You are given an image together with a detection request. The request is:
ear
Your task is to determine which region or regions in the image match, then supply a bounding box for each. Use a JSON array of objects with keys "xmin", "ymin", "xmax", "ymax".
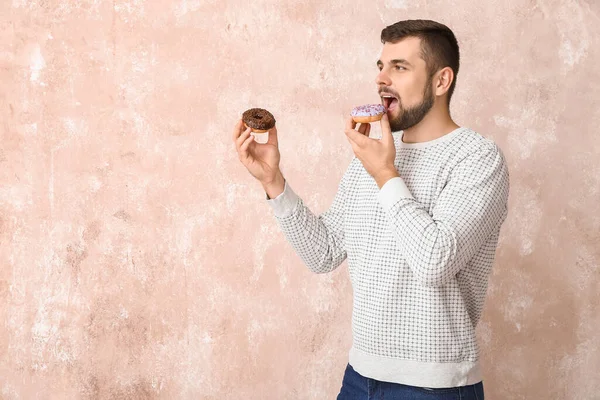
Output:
[{"xmin": 435, "ymin": 67, "xmax": 454, "ymax": 97}]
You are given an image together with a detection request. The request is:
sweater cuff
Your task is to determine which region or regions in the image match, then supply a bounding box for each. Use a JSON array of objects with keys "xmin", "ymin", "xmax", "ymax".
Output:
[
  {"xmin": 377, "ymin": 177, "xmax": 414, "ymax": 211},
  {"xmin": 266, "ymin": 180, "xmax": 301, "ymax": 218}
]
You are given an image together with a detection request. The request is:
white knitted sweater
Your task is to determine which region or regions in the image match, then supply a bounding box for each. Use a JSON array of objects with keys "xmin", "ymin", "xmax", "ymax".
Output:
[{"xmin": 267, "ymin": 127, "xmax": 510, "ymax": 388}]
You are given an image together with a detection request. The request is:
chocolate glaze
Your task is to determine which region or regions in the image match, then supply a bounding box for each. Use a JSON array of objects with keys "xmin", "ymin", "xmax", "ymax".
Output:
[{"xmin": 242, "ymin": 108, "xmax": 276, "ymax": 131}]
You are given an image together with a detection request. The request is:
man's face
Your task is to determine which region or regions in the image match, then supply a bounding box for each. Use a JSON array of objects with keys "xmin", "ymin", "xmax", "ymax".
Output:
[{"xmin": 376, "ymin": 37, "xmax": 435, "ymax": 132}]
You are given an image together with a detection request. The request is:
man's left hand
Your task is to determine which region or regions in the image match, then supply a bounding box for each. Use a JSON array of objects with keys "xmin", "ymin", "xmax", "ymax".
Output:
[{"xmin": 345, "ymin": 113, "xmax": 400, "ymax": 188}]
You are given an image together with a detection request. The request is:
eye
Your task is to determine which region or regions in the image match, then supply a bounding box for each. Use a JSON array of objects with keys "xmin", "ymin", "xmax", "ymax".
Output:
[{"xmin": 395, "ymin": 65, "xmax": 406, "ymax": 71}]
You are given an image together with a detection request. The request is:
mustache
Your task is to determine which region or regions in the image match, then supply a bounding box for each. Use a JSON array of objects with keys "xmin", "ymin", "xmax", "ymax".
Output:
[{"xmin": 378, "ymin": 87, "xmax": 399, "ymax": 98}]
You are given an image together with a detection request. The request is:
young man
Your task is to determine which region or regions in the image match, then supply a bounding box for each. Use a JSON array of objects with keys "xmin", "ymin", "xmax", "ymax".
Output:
[{"xmin": 234, "ymin": 19, "xmax": 508, "ymax": 399}]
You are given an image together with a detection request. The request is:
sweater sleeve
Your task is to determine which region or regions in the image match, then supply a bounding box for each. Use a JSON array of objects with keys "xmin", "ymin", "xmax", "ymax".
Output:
[
  {"xmin": 377, "ymin": 143, "xmax": 510, "ymax": 287},
  {"xmin": 266, "ymin": 173, "xmax": 348, "ymax": 274}
]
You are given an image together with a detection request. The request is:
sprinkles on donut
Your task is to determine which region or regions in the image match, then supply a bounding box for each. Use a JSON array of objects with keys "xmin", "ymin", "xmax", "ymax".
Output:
[
  {"xmin": 351, "ymin": 104, "xmax": 386, "ymax": 124},
  {"xmin": 242, "ymin": 108, "xmax": 276, "ymax": 133}
]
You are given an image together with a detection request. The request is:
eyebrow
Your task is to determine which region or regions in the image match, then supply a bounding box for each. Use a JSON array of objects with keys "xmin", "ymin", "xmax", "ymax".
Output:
[{"xmin": 377, "ymin": 59, "xmax": 413, "ymax": 68}]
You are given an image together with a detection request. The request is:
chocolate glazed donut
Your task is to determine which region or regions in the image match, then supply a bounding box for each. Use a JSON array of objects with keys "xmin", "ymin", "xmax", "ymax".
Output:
[{"xmin": 242, "ymin": 108, "xmax": 276, "ymax": 133}]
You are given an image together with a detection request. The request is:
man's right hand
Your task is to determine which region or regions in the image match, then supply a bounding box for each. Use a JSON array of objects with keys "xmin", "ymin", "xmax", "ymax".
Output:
[{"xmin": 233, "ymin": 119, "xmax": 285, "ymax": 198}]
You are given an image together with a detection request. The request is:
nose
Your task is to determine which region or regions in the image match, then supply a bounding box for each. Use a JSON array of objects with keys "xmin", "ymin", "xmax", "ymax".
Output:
[{"xmin": 376, "ymin": 68, "xmax": 392, "ymax": 87}]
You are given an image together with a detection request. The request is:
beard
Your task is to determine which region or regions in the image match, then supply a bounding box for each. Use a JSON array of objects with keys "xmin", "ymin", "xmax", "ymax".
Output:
[{"xmin": 388, "ymin": 75, "xmax": 435, "ymax": 132}]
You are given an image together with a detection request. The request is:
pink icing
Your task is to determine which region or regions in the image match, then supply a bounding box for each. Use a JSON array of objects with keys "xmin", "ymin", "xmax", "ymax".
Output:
[{"xmin": 351, "ymin": 104, "xmax": 386, "ymax": 117}]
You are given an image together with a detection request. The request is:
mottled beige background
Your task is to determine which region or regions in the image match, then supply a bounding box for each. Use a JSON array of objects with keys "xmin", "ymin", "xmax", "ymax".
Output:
[{"xmin": 1, "ymin": 0, "xmax": 598, "ymax": 399}]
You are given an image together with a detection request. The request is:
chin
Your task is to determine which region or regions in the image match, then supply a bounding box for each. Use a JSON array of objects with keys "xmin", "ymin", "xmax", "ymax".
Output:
[{"xmin": 387, "ymin": 111, "xmax": 402, "ymax": 130}]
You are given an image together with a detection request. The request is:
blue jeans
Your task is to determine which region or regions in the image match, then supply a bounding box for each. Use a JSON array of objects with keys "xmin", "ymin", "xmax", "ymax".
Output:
[{"xmin": 337, "ymin": 364, "xmax": 484, "ymax": 400}]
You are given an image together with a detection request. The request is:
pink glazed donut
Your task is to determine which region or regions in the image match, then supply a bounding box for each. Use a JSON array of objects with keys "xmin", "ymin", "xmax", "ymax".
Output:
[{"xmin": 351, "ymin": 104, "xmax": 386, "ymax": 123}]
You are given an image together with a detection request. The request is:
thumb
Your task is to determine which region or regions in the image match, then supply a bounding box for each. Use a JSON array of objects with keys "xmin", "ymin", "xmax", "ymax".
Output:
[
  {"xmin": 380, "ymin": 113, "xmax": 393, "ymax": 143},
  {"xmin": 267, "ymin": 125, "xmax": 279, "ymax": 146}
]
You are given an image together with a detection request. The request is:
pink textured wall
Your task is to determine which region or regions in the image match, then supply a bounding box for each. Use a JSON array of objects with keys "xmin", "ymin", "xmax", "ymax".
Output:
[{"xmin": 1, "ymin": 1, "xmax": 599, "ymax": 399}]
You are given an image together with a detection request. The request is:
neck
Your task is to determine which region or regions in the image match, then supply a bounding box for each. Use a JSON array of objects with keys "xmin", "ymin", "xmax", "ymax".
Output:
[{"xmin": 400, "ymin": 103, "xmax": 459, "ymax": 144}]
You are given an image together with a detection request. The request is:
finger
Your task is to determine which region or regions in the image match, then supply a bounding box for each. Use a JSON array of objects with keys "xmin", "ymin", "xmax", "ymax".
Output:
[
  {"xmin": 366, "ymin": 123, "xmax": 371, "ymax": 137},
  {"xmin": 346, "ymin": 116, "xmax": 357, "ymax": 131},
  {"xmin": 380, "ymin": 113, "xmax": 393, "ymax": 143},
  {"xmin": 267, "ymin": 125, "xmax": 278, "ymax": 146},
  {"xmin": 345, "ymin": 127, "xmax": 368, "ymax": 147},
  {"xmin": 357, "ymin": 123, "xmax": 370, "ymax": 136},
  {"xmin": 236, "ymin": 127, "xmax": 252, "ymax": 150},
  {"xmin": 239, "ymin": 132, "xmax": 255, "ymax": 160},
  {"xmin": 233, "ymin": 119, "xmax": 245, "ymax": 142},
  {"xmin": 344, "ymin": 132, "xmax": 360, "ymax": 154}
]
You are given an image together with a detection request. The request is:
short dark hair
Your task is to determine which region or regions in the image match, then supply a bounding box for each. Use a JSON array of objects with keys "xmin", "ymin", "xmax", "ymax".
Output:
[{"xmin": 381, "ymin": 20, "xmax": 460, "ymax": 104}]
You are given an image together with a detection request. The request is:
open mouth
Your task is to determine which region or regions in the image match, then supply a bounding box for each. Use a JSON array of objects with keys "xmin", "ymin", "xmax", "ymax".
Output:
[{"xmin": 381, "ymin": 93, "xmax": 399, "ymax": 112}]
